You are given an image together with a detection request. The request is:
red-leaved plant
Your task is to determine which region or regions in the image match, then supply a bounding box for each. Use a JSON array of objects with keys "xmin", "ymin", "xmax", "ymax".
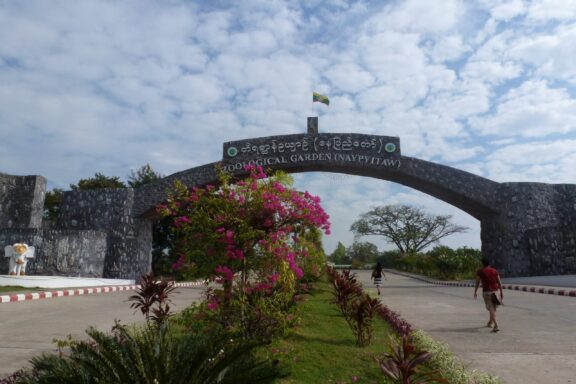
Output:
[
  {"xmin": 376, "ymin": 305, "xmax": 413, "ymax": 337},
  {"xmin": 328, "ymin": 267, "xmax": 363, "ymax": 315},
  {"xmin": 327, "ymin": 267, "xmax": 382, "ymax": 346},
  {"xmin": 347, "ymin": 293, "xmax": 382, "ymax": 346},
  {"xmin": 128, "ymin": 272, "xmax": 176, "ymax": 326},
  {"xmin": 377, "ymin": 335, "xmax": 448, "ymax": 384}
]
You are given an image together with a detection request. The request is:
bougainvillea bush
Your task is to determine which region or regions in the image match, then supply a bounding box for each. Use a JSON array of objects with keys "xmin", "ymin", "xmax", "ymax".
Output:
[{"xmin": 159, "ymin": 165, "xmax": 330, "ymax": 338}]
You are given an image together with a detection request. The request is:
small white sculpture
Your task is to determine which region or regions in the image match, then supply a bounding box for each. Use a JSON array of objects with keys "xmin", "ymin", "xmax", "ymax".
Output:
[{"xmin": 4, "ymin": 243, "xmax": 35, "ymax": 276}]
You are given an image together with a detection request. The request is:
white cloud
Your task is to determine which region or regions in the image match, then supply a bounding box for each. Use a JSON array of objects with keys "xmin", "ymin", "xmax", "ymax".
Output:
[
  {"xmin": 1, "ymin": 0, "xmax": 576, "ymax": 255},
  {"xmin": 364, "ymin": 0, "xmax": 463, "ymax": 35},
  {"xmin": 461, "ymin": 60, "xmax": 523, "ymax": 84},
  {"xmin": 490, "ymin": 0, "xmax": 526, "ymax": 21},
  {"xmin": 427, "ymin": 35, "xmax": 470, "ymax": 62},
  {"xmin": 470, "ymin": 80, "xmax": 576, "ymax": 137},
  {"xmin": 324, "ymin": 63, "xmax": 375, "ymax": 93},
  {"xmin": 484, "ymin": 139, "xmax": 576, "ymax": 183},
  {"xmin": 509, "ymin": 25, "xmax": 576, "ymax": 83},
  {"xmin": 526, "ymin": 0, "xmax": 576, "ymax": 22}
]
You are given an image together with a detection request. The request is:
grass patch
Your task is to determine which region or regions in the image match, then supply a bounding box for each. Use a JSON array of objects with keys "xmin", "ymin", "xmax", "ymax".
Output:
[
  {"xmin": 271, "ymin": 280, "xmax": 391, "ymax": 384},
  {"xmin": 0, "ymin": 285, "xmax": 40, "ymax": 293}
]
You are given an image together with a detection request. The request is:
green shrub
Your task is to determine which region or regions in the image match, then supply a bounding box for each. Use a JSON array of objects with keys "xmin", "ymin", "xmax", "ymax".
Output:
[{"xmin": 15, "ymin": 324, "xmax": 284, "ymax": 384}]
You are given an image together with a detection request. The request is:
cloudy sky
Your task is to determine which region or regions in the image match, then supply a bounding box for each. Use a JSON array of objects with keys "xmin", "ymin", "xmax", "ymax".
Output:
[{"xmin": 1, "ymin": 0, "xmax": 575, "ymax": 254}]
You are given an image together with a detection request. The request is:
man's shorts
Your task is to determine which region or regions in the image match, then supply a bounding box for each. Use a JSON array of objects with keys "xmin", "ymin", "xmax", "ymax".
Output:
[{"xmin": 482, "ymin": 291, "xmax": 499, "ymax": 311}]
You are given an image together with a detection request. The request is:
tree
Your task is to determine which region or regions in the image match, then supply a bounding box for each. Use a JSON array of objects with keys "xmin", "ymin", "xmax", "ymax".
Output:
[
  {"xmin": 329, "ymin": 242, "xmax": 348, "ymax": 265},
  {"xmin": 350, "ymin": 205, "xmax": 467, "ymax": 254},
  {"xmin": 127, "ymin": 163, "xmax": 164, "ymax": 188},
  {"xmin": 70, "ymin": 172, "xmax": 126, "ymax": 190},
  {"xmin": 160, "ymin": 165, "xmax": 330, "ymax": 334},
  {"xmin": 346, "ymin": 241, "xmax": 379, "ymax": 266},
  {"xmin": 43, "ymin": 188, "xmax": 64, "ymax": 223}
]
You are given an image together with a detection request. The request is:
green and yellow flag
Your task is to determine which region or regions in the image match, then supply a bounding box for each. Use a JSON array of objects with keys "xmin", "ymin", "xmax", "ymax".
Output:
[{"xmin": 313, "ymin": 92, "xmax": 330, "ymax": 106}]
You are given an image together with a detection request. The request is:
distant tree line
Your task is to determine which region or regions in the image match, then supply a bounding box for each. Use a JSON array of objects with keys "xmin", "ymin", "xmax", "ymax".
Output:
[{"xmin": 328, "ymin": 204, "xmax": 479, "ymax": 280}]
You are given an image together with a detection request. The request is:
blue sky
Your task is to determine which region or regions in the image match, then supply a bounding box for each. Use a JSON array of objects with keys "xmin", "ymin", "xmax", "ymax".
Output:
[{"xmin": 1, "ymin": 0, "xmax": 575, "ymax": 254}]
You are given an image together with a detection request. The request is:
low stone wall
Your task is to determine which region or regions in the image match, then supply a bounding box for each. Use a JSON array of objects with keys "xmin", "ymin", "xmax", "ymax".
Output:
[{"xmin": 0, "ymin": 228, "xmax": 107, "ymax": 277}]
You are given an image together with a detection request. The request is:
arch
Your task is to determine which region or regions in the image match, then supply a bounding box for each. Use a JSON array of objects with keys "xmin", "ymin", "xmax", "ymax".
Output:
[
  {"xmin": 132, "ymin": 133, "xmax": 576, "ymax": 277},
  {"xmin": 133, "ymin": 134, "xmax": 500, "ymax": 219}
]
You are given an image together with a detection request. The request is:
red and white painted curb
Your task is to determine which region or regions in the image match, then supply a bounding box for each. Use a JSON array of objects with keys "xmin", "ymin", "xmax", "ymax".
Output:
[
  {"xmin": 389, "ymin": 271, "xmax": 576, "ymax": 298},
  {"xmin": 0, "ymin": 281, "xmax": 206, "ymax": 305}
]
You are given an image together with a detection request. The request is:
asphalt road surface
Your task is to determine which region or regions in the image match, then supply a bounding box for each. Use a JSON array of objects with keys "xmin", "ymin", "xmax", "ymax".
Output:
[
  {"xmin": 2, "ymin": 274, "xmax": 576, "ymax": 383},
  {"xmin": 0, "ymin": 286, "xmax": 206, "ymax": 377},
  {"xmin": 356, "ymin": 270, "xmax": 576, "ymax": 384}
]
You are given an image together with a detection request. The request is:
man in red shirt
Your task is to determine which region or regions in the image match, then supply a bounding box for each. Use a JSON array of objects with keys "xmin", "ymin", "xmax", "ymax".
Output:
[{"xmin": 474, "ymin": 257, "xmax": 504, "ymax": 332}]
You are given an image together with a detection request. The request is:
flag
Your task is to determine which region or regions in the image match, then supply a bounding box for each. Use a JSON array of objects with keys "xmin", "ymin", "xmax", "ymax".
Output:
[{"xmin": 313, "ymin": 92, "xmax": 330, "ymax": 106}]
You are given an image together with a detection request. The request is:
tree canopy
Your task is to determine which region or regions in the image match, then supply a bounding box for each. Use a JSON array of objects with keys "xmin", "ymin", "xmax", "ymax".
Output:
[
  {"xmin": 350, "ymin": 205, "xmax": 467, "ymax": 254},
  {"xmin": 346, "ymin": 241, "xmax": 379, "ymax": 265},
  {"xmin": 127, "ymin": 164, "xmax": 164, "ymax": 188},
  {"xmin": 328, "ymin": 242, "xmax": 348, "ymax": 265},
  {"xmin": 70, "ymin": 172, "xmax": 126, "ymax": 190}
]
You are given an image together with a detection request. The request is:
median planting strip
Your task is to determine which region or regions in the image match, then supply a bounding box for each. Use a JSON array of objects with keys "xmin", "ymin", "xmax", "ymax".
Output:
[
  {"xmin": 0, "ymin": 281, "xmax": 205, "ymax": 304},
  {"xmin": 389, "ymin": 270, "xmax": 576, "ymax": 298}
]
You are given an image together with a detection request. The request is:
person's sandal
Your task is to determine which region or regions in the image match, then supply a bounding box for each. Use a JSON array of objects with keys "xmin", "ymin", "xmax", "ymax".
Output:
[
  {"xmin": 486, "ymin": 322, "xmax": 494, "ymax": 327},
  {"xmin": 491, "ymin": 327, "xmax": 500, "ymax": 333}
]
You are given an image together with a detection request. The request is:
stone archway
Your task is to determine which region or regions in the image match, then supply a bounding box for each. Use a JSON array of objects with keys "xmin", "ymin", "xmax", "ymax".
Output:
[
  {"xmin": 135, "ymin": 133, "xmax": 576, "ymax": 277},
  {"xmin": 3, "ymin": 133, "xmax": 575, "ymax": 279}
]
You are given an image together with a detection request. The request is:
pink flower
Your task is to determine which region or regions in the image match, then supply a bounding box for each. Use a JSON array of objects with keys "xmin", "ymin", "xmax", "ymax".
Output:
[
  {"xmin": 215, "ymin": 265, "xmax": 234, "ymax": 282},
  {"xmin": 269, "ymin": 273, "xmax": 280, "ymax": 284},
  {"xmin": 171, "ymin": 254, "xmax": 185, "ymax": 271},
  {"xmin": 174, "ymin": 216, "xmax": 191, "ymax": 227}
]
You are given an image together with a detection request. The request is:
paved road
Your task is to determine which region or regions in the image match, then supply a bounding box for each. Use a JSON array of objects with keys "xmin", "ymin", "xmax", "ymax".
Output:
[
  {"xmin": 356, "ymin": 271, "xmax": 576, "ymax": 384},
  {"xmin": 0, "ymin": 286, "xmax": 206, "ymax": 378}
]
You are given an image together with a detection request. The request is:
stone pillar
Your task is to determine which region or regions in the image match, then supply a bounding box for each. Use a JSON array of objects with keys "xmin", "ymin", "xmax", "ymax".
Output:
[
  {"xmin": 481, "ymin": 183, "xmax": 576, "ymax": 277},
  {"xmin": 0, "ymin": 172, "xmax": 46, "ymax": 229},
  {"xmin": 307, "ymin": 117, "xmax": 318, "ymax": 135}
]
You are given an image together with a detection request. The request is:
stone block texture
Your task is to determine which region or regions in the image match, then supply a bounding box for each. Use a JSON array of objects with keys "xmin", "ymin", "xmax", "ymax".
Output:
[
  {"xmin": 0, "ymin": 228, "xmax": 107, "ymax": 276},
  {"xmin": 1, "ymin": 174, "xmax": 151, "ymax": 280},
  {"xmin": 56, "ymin": 188, "xmax": 152, "ymax": 279},
  {"xmin": 0, "ymin": 172, "xmax": 46, "ymax": 228}
]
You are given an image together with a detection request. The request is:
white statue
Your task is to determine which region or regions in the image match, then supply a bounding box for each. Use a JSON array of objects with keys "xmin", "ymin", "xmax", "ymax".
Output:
[{"xmin": 4, "ymin": 243, "xmax": 35, "ymax": 276}]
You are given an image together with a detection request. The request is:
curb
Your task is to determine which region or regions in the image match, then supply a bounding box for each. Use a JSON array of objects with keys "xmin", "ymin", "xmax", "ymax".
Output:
[
  {"xmin": 389, "ymin": 270, "xmax": 576, "ymax": 298},
  {"xmin": 0, "ymin": 281, "xmax": 206, "ymax": 305}
]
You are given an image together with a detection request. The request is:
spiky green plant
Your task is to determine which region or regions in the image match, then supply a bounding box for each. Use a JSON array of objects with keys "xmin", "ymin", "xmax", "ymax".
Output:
[{"xmin": 15, "ymin": 324, "xmax": 284, "ymax": 384}]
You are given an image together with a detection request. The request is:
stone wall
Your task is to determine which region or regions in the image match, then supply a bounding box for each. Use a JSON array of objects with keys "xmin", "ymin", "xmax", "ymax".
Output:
[
  {"xmin": 0, "ymin": 173, "xmax": 151, "ymax": 280},
  {"xmin": 0, "ymin": 228, "xmax": 107, "ymax": 276},
  {"xmin": 481, "ymin": 183, "xmax": 576, "ymax": 276},
  {"xmin": 56, "ymin": 188, "xmax": 152, "ymax": 279}
]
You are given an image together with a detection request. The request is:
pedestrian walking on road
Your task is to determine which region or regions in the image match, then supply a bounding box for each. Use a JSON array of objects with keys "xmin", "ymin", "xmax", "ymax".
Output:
[
  {"xmin": 474, "ymin": 257, "xmax": 504, "ymax": 333},
  {"xmin": 371, "ymin": 262, "xmax": 387, "ymax": 295}
]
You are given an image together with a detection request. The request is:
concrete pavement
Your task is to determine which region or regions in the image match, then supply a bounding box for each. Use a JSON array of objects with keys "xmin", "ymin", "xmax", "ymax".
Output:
[
  {"xmin": 391, "ymin": 270, "xmax": 576, "ymax": 298},
  {"xmin": 357, "ymin": 270, "xmax": 576, "ymax": 384},
  {"xmin": 0, "ymin": 286, "xmax": 206, "ymax": 378}
]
